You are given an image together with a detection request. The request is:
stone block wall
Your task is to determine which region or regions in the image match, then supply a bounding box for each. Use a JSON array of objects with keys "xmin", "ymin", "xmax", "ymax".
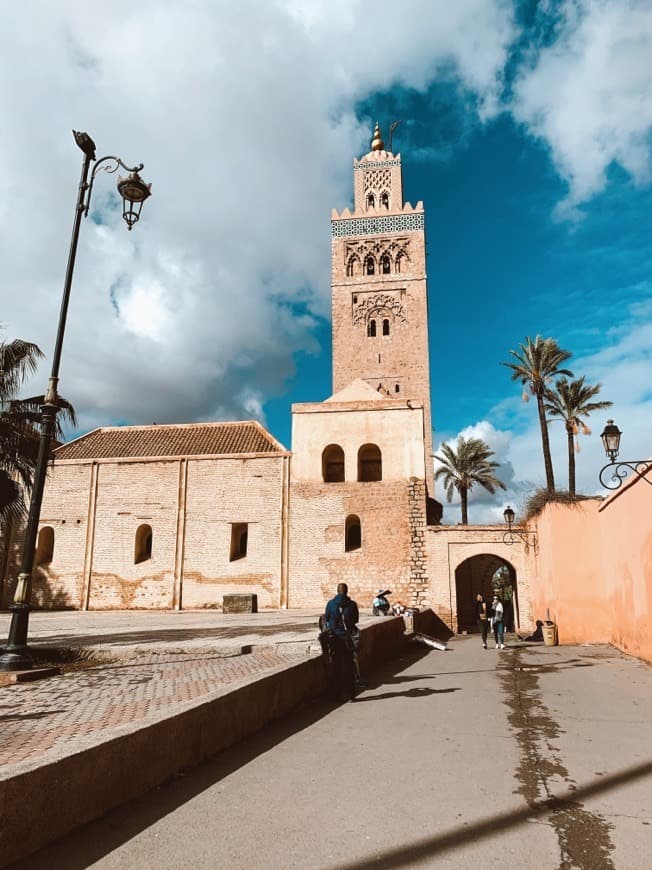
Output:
[{"xmin": 288, "ymin": 479, "xmax": 416, "ymax": 609}]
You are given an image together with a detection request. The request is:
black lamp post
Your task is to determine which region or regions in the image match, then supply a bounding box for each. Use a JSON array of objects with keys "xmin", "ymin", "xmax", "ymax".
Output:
[
  {"xmin": 598, "ymin": 419, "xmax": 652, "ymax": 490},
  {"xmin": 0, "ymin": 131, "xmax": 151, "ymax": 671},
  {"xmin": 502, "ymin": 505, "xmax": 537, "ymax": 550}
]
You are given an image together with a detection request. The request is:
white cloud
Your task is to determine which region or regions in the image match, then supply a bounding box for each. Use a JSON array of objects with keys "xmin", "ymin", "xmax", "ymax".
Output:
[
  {"xmin": 0, "ymin": 0, "xmax": 515, "ymax": 436},
  {"xmin": 511, "ymin": 0, "xmax": 652, "ymax": 216}
]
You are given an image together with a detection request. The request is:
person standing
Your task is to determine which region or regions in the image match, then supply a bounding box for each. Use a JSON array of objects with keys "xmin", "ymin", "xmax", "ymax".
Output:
[
  {"xmin": 492, "ymin": 594, "xmax": 505, "ymax": 649},
  {"xmin": 324, "ymin": 583, "xmax": 360, "ymax": 699},
  {"xmin": 476, "ymin": 593, "xmax": 489, "ymax": 649}
]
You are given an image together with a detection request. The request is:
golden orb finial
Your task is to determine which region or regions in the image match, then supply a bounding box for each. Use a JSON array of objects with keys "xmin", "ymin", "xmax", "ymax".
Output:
[{"xmin": 371, "ymin": 121, "xmax": 384, "ymax": 151}]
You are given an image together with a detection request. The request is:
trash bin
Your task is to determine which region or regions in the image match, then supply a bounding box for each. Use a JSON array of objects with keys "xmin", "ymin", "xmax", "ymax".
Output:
[{"xmin": 543, "ymin": 622, "xmax": 558, "ymax": 646}]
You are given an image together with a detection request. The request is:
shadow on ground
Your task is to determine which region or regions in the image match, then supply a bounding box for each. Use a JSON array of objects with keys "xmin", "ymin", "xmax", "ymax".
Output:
[
  {"xmin": 28, "ymin": 623, "xmax": 316, "ymax": 648},
  {"xmin": 10, "ymin": 647, "xmax": 432, "ymax": 870}
]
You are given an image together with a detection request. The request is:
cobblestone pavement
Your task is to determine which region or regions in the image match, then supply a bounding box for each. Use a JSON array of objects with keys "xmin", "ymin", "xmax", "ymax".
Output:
[{"xmin": 0, "ymin": 648, "xmax": 305, "ymax": 779}]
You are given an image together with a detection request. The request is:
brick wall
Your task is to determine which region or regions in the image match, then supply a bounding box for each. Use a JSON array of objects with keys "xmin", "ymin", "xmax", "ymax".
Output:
[
  {"xmin": 288, "ymin": 479, "xmax": 416, "ymax": 610},
  {"xmin": 4, "ymin": 452, "xmax": 287, "ymax": 611},
  {"xmin": 181, "ymin": 455, "xmax": 285, "ymax": 610}
]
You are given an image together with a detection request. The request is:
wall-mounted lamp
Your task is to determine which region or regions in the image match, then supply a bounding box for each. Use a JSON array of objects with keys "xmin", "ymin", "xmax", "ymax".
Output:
[
  {"xmin": 599, "ymin": 420, "xmax": 652, "ymax": 490},
  {"xmin": 502, "ymin": 506, "xmax": 538, "ymax": 551}
]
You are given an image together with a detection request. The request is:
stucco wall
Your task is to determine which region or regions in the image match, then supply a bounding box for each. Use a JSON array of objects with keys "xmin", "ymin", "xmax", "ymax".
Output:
[
  {"xmin": 291, "ymin": 402, "xmax": 426, "ymax": 482},
  {"xmin": 528, "ymin": 478, "xmax": 652, "ymax": 662}
]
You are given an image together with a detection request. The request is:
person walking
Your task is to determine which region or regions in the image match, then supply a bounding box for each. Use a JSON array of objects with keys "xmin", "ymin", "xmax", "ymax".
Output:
[
  {"xmin": 476, "ymin": 592, "xmax": 490, "ymax": 649},
  {"xmin": 492, "ymin": 594, "xmax": 505, "ymax": 649},
  {"xmin": 324, "ymin": 583, "xmax": 360, "ymax": 699}
]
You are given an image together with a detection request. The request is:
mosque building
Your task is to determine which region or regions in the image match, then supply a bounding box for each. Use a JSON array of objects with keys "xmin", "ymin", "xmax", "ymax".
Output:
[{"xmin": 0, "ymin": 125, "xmax": 534, "ymax": 632}]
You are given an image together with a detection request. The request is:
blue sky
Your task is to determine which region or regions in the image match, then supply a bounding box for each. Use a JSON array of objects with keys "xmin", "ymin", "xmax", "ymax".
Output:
[{"xmin": 1, "ymin": 0, "xmax": 651, "ymax": 522}]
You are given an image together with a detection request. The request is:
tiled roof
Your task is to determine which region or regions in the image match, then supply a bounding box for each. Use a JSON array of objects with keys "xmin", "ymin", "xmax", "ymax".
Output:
[{"xmin": 54, "ymin": 421, "xmax": 285, "ymax": 461}]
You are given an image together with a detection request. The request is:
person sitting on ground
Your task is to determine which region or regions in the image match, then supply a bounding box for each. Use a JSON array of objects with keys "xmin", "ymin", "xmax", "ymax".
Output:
[{"xmin": 519, "ymin": 620, "xmax": 544, "ymax": 642}]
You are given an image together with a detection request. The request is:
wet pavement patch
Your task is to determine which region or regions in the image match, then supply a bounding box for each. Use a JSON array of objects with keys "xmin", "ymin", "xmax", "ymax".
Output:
[{"xmin": 498, "ymin": 647, "xmax": 616, "ymax": 870}]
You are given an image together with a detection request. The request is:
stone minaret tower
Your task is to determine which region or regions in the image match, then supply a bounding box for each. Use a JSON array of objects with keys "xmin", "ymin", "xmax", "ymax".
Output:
[{"xmin": 331, "ymin": 122, "xmax": 434, "ymax": 493}]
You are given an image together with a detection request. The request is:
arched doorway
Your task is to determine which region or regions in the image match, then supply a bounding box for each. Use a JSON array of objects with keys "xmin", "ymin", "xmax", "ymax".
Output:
[{"xmin": 454, "ymin": 554, "xmax": 519, "ymax": 633}]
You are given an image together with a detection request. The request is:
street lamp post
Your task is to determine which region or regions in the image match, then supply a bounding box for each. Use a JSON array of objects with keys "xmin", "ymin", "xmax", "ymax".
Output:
[
  {"xmin": 0, "ymin": 131, "xmax": 151, "ymax": 671},
  {"xmin": 502, "ymin": 506, "xmax": 538, "ymax": 551},
  {"xmin": 598, "ymin": 419, "xmax": 652, "ymax": 490}
]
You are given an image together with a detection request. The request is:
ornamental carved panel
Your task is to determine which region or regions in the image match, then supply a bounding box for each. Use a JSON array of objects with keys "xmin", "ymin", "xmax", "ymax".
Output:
[{"xmin": 352, "ymin": 292, "xmax": 407, "ymax": 325}]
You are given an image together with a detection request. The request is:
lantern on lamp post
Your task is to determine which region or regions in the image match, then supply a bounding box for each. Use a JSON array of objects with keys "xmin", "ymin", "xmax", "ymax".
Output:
[{"xmin": 598, "ymin": 420, "xmax": 651, "ymax": 490}]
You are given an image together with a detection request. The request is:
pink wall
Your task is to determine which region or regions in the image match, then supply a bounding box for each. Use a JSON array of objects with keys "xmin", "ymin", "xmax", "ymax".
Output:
[{"xmin": 528, "ymin": 472, "xmax": 652, "ymax": 663}]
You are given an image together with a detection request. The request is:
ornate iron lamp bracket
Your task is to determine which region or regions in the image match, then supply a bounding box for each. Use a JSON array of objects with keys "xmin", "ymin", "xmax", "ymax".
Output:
[
  {"xmin": 599, "ymin": 461, "xmax": 652, "ymax": 491},
  {"xmin": 84, "ymin": 156, "xmax": 145, "ymax": 216}
]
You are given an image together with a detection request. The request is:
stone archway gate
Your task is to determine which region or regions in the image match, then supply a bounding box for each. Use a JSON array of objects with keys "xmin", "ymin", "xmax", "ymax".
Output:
[{"xmin": 424, "ymin": 525, "xmax": 534, "ymax": 633}]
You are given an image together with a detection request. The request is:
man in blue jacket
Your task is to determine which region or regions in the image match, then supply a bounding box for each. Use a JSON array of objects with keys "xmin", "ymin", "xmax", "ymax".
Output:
[{"xmin": 324, "ymin": 583, "xmax": 360, "ymax": 700}]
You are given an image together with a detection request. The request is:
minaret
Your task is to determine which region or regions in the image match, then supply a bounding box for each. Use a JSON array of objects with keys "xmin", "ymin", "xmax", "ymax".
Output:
[{"xmin": 331, "ymin": 122, "xmax": 434, "ymax": 493}]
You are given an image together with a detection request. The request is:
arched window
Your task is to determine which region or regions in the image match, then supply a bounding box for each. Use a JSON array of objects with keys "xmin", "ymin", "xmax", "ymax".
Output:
[
  {"xmin": 358, "ymin": 443, "xmax": 382, "ymax": 482},
  {"xmin": 346, "ymin": 256, "xmax": 360, "ymax": 277},
  {"xmin": 365, "ymin": 257, "xmax": 375, "ymax": 275},
  {"xmin": 134, "ymin": 524, "xmax": 153, "ymax": 564},
  {"xmin": 230, "ymin": 523, "xmax": 248, "ymax": 561},
  {"xmin": 382, "ymin": 318, "xmax": 390, "ymax": 336},
  {"xmin": 395, "ymin": 383, "xmax": 400, "ymax": 393},
  {"xmin": 366, "ymin": 193, "xmax": 375, "ymax": 209},
  {"xmin": 381, "ymin": 255, "xmax": 391, "ymax": 274},
  {"xmin": 380, "ymin": 191, "xmax": 389, "ymax": 209},
  {"xmin": 396, "ymin": 252, "xmax": 408, "ymax": 274},
  {"xmin": 367, "ymin": 319, "xmax": 377, "ymax": 337},
  {"xmin": 322, "ymin": 444, "xmax": 345, "ymax": 483},
  {"xmin": 345, "ymin": 514, "xmax": 361, "ymax": 552},
  {"xmin": 36, "ymin": 526, "xmax": 54, "ymax": 566}
]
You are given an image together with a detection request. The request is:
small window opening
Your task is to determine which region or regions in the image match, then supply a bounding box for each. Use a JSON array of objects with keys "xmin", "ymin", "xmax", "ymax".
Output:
[
  {"xmin": 380, "ymin": 191, "xmax": 389, "ymax": 209},
  {"xmin": 367, "ymin": 193, "xmax": 375, "ymax": 209},
  {"xmin": 230, "ymin": 523, "xmax": 248, "ymax": 561},
  {"xmin": 395, "ymin": 383, "xmax": 400, "ymax": 393},
  {"xmin": 382, "ymin": 318, "xmax": 390, "ymax": 336},
  {"xmin": 381, "ymin": 255, "xmax": 391, "ymax": 274},
  {"xmin": 352, "ymin": 295, "xmax": 358, "ymax": 303},
  {"xmin": 322, "ymin": 444, "xmax": 345, "ymax": 483},
  {"xmin": 367, "ymin": 319, "xmax": 377, "ymax": 337},
  {"xmin": 365, "ymin": 257, "xmax": 375, "ymax": 275},
  {"xmin": 134, "ymin": 524, "xmax": 153, "ymax": 564},
  {"xmin": 345, "ymin": 515, "xmax": 361, "ymax": 552},
  {"xmin": 358, "ymin": 443, "xmax": 382, "ymax": 482},
  {"xmin": 36, "ymin": 526, "xmax": 55, "ymax": 566}
]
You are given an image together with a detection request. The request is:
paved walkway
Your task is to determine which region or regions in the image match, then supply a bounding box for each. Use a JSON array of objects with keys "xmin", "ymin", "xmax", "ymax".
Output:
[
  {"xmin": 0, "ymin": 609, "xmax": 332, "ymax": 657},
  {"xmin": 12, "ymin": 637, "xmax": 652, "ymax": 869}
]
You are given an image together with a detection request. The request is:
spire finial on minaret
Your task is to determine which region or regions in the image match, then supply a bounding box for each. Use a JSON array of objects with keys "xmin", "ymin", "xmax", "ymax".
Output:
[{"xmin": 371, "ymin": 121, "xmax": 384, "ymax": 151}]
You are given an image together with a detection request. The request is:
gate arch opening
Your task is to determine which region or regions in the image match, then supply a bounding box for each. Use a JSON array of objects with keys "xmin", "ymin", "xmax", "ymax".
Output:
[{"xmin": 454, "ymin": 554, "xmax": 519, "ymax": 633}]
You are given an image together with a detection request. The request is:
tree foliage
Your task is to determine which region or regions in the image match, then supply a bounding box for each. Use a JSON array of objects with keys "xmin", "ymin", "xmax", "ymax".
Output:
[
  {"xmin": 544, "ymin": 376, "xmax": 612, "ymax": 495},
  {"xmin": 503, "ymin": 335, "xmax": 573, "ymax": 493},
  {"xmin": 434, "ymin": 436, "xmax": 506, "ymax": 524},
  {"xmin": 0, "ymin": 338, "xmax": 76, "ymax": 525}
]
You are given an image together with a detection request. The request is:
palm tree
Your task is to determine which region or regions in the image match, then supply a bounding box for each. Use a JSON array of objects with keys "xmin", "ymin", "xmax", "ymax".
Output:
[
  {"xmin": 503, "ymin": 335, "xmax": 573, "ymax": 493},
  {"xmin": 0, "ymin": 338, "xmax": 76, "ymax": 524},
  {"xmin": 544, "ymin": 376, "xmax": 612, "ymax": 495},
  {"xmin": 434, "ymin": 436, "xmax": 506, "ymax": 524}
]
